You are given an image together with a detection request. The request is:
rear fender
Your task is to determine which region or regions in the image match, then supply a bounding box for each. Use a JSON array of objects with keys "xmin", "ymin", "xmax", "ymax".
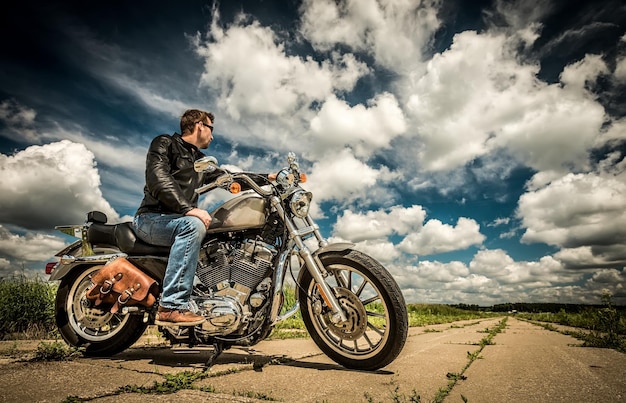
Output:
[{"xmin": 48, "ymin": 254, "xmax": 124, "ymax": 281}]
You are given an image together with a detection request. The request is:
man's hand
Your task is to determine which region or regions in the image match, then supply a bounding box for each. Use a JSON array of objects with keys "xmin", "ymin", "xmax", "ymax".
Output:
[{"xmin": 185, "ymin": 208, "xmax": 212, "ymax": 229}]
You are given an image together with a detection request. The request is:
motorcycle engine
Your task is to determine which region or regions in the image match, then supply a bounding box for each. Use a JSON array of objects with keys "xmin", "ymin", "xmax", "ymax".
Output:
[{"xmin": 192, "ymin": 239, "xmax": 275, "ymax": 335}]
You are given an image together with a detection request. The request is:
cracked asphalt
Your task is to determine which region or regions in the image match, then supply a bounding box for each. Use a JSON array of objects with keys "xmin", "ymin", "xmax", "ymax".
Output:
[{"xmin": 1, "ymin": 317, "xmax": 624, "ymax": 402}]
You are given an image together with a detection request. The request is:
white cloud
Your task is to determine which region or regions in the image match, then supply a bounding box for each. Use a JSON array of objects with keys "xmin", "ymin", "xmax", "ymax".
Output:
[
  {"xmin": 412, "ymin": 260, "xmax": 471, "ymax": 284},
  {"xmin": 518, "ymin": 172, "xmax": 626, "ymax": 251},
  {"xmin": 299, "ymin": 0, "xmax": 440, "ymax": 71},
  {"xmin": 195, "ymin": 14, "xmax": 368, "ymax": 121},
  {"xmin": 0, "ymin": 99, "xmax": 40, "ymax": 143},
  {"xmin": 389, "ymin": 247, "xmax": 608, "ymax": 305},
  {"xmin": 492, "ymin": 0, "xmax": 554, "ymax": 26},
  {"xmin": 310, "ymin": 93, "xmax": 406, "ymax": 158},
  {"xmin": 350, "ymin": 239, "xmax": 402, "ymax": 265},
  {"xmin": 50, "ymin": 126, "xmax": 146, "ymax": 175},
  {"xmin": 0, "ymin": 257, "xmax": 10, "ymax": 271},
  {"xmin": 405, "ymin": 29, "xmax": 606, "ymax": 173},
  {"xmin": 0, "ymin": 141, "xmax": 120, "ymax": 230},
  {"xmin": 560, "ymin": 54, "xmax": 608, "ymax": 90},
  {"xmin": 553, "ymin": 246, "xmax": 626, "ymax": 270},
  {"xmin": 614, "ymin": 56, "xmax": 626, "ymax": 82},
  {"xmin": 332, "ymin": 205, "xmax": 426, "ymax": 242},
  {"xmin": 488, "ymin": 217, "xmax": 510, "ymax": 227},
  {"xmin": 398, "ymin": 217, "xmax": 485, "ymax": 255},
  {"xmin": 0, "ymin": 225, "xmax": 66, "ymax": 263},
  {"xmin": 305, "ymin": 148, "xmax": 380, "ymax": 204},
  {"xmin": 470, "ymin": 249, "xmax": 572, "ymax": 284}
]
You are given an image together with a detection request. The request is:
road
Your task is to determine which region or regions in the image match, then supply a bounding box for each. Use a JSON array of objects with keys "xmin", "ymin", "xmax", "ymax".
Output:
[{"xmin": 0, "ymin": 317, "xmax": 624, "ymax": 402}]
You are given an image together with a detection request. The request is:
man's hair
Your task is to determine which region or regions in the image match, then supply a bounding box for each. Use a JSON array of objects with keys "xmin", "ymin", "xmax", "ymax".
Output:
[{"xmin": 180, "ymin": 109, "xmax": 215, "ymax": 135}]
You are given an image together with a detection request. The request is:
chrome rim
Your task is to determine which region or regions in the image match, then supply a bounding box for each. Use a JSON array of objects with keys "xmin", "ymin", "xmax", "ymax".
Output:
[
  {"xmin": 66, "ymin": 266, "xmax": 130, "ymax": 342},
  {"xmin": 307, "ymin": 264, "xmax": 391, "ymax": 359}
]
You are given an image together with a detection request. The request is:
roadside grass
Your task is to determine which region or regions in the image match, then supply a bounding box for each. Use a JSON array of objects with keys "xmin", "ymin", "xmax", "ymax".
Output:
[
  {"xmin": 406, "ymin": 304, "xmax": 498, "ymax": 327},
  {"xmin": 517, "ymin": 292, "xmax": 626, "ymax": 353},
  {"xmin": 0, "ymin": 275, "xmax": 58, "ymax": 340},
  {"xmin": 523, "ymin": 319, "xmax": 626, "ymax": 353}
]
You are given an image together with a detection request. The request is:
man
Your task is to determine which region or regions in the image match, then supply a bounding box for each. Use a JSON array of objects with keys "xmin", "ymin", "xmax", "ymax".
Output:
[{"xmin": 133, "ymin": 109, "xmax": 218, "ymax": 326}]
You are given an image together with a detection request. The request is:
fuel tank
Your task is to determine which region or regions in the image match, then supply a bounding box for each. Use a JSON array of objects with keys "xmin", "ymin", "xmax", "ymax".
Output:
[{"xmin": 207, "ymin": 193, "xmax": 268, "ymax": 234}]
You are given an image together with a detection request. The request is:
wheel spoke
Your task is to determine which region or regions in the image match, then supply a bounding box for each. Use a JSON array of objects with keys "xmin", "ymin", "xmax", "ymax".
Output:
[
  {"xmin": 361, "ymin": 294, "xmax": 380, "ymax": 306},
  {"xmin": 366, "ymin": 310, "xmax": 385, "ymax": 318},
  {"xmin": 363, "ymin": 332, "xmax": 376, "ymax": 348},
  {"xmin": 354, "ymin": 278, "xmax": 367, "ymax": 297},
  {"xmin": 367, "ymin": 321, "xmax": 385, "ymax": 336}
]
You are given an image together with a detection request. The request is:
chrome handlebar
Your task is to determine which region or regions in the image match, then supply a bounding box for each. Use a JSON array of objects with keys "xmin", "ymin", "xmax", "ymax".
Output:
[{"xmin": 195, "ymin": 172, "xmax": 272, "ymax": 197}]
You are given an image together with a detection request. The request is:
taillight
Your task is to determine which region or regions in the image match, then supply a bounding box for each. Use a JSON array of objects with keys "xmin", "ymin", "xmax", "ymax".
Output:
[{"xmin": 45, "ymin": 262, "xmax": 58, "ymax": 275}]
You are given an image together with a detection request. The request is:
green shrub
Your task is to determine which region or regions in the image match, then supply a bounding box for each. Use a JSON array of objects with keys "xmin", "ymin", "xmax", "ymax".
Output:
[{"xmin": 0, "ymin": 275, "xmax": 57, "ymax": 339}]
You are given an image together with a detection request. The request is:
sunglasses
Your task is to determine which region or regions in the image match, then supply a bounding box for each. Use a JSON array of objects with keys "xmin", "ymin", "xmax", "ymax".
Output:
[{"xmin": 198, "ymin": 121, "xmax": 214, "ymax": 131}]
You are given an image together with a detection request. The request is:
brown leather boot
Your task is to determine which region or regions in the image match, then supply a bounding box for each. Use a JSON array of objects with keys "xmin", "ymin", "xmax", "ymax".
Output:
[{"xmin": 155, "ymin": 306, "xmax": 205, "ymax": 327}]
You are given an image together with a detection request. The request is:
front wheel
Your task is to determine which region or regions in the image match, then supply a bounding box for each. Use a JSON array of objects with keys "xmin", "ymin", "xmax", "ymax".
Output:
[
  {"xmin": 298, "ymin": 249, "xmax": 408, "ymax": 370},
  {"xmin": 55, "ymin": 265, "xmax": 149, "ymax": 356}
]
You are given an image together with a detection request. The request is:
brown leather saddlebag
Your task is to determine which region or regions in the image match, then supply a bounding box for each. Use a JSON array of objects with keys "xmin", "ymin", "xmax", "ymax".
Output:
[{"xmin": 85, "ymin": 257, "xmax": 158, "ymax": 314}]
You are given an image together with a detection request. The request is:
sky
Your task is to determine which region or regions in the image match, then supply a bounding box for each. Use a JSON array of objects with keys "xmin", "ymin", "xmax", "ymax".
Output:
[{"xmin": 1, "ymin": 0, "xmax": 625, "ymax": 305}]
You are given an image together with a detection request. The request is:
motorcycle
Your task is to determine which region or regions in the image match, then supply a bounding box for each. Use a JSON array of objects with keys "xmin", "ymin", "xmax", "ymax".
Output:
[{"xmin": 46, "ymin": 152, "xmax": 408, "ymax": 370}]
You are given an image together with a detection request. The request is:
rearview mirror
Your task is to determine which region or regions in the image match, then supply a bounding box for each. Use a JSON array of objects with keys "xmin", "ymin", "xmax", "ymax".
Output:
[{"xmin": 194, "ymin": 156, "xmax": 219, "ymax": 173}]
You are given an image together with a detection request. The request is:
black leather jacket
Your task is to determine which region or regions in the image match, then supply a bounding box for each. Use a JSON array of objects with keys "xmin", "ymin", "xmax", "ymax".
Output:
[
  {"xmin": 136, "ymin": 133, "xmax": 218, "ymax": 216},
  {"xmin": 136, "ymin": 133, "xmax": 269, "ymax": 216}
]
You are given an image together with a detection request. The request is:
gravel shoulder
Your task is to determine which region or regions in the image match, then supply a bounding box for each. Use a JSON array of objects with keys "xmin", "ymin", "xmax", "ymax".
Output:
[{"xmin": 1, "ymin": 317, "xmax": 624, "ymax": 402}]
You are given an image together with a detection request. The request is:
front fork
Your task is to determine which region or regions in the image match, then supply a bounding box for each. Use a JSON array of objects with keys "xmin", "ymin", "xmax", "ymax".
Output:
[{"xmin": 270, "ymin": 197, "xmax": 348, "ymax": 324}]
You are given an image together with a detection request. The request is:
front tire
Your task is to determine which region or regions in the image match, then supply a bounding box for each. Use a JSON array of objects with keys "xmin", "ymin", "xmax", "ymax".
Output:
[
  {"xmin": 55, "ymin": 265, "xmax": 149, "ymax": 356},
  {"xmin": 298, "ymin": 249, "xmax": 408, "ymax": 370}
]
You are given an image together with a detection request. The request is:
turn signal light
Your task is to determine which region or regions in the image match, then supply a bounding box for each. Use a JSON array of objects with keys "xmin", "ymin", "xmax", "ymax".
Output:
[
  {"xmin": 299, "ymin": 173, "xmax": 307, "ymax": 183},
  {"xmin": 229, "ymin": 182, "xmax": 241, "ymax": 194}
]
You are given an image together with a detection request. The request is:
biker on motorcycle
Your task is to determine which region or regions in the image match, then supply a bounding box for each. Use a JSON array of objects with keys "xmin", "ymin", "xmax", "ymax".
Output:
[{"xmin": 49, "ymin": 111, "xmax": 408, "ymax": 370}]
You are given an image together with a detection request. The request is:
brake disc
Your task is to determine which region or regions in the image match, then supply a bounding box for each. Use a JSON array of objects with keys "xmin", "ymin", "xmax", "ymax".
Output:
[{"xmin": 324, "ymin": 287, "xmax": 368, "ymax": 341}]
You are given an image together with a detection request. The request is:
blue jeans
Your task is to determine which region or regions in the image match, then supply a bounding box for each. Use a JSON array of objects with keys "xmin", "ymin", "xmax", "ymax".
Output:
[{"xmin": 132, "ymin": 213, "xmax": 206, "ymax": 310}]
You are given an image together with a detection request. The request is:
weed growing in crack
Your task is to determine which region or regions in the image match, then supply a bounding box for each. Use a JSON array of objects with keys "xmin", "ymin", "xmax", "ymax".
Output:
[
  {"xmin": 31, "ymin": 341, "xmax": 83, "ymax": 362},
  {"xmin": 431, "ymin": 317, "xmax": 508, "ymax": 403}
]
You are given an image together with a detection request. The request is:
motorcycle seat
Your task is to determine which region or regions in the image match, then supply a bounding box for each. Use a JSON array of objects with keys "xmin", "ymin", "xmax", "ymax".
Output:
[{"xmin": 87, "ymin": 222, "xmax": 171, "ymax": 256}]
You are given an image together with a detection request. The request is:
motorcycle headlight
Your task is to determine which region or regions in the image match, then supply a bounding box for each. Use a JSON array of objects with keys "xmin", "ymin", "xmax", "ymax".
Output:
[{"xmin": 290, "ymin": 190, "xmax": 312, "ymax": 218}]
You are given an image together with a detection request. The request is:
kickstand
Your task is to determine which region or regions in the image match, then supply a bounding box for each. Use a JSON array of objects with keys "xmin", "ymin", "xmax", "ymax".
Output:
[{"xmin": 205, "ymin": 342, "xmax": 223, "ymax": 367}]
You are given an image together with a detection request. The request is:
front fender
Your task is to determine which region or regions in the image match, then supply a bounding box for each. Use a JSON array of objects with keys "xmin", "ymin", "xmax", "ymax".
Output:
[
  {"xmin": 296, "ymin": 243, "xmax": 355, "ymax": 286},
  {"xmin": 312, "ymin": 242, "xmax": 355, "ymax": 258}
]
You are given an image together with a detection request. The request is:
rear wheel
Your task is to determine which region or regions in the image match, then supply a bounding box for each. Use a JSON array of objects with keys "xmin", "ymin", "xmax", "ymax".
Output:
[
  {"xmin": 298, "ymin": 249, "xmax": 408, "ymax": 371},
  {"xmin": 55, "ymin": 265, "xmax": 148, "ymax": 356}
]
